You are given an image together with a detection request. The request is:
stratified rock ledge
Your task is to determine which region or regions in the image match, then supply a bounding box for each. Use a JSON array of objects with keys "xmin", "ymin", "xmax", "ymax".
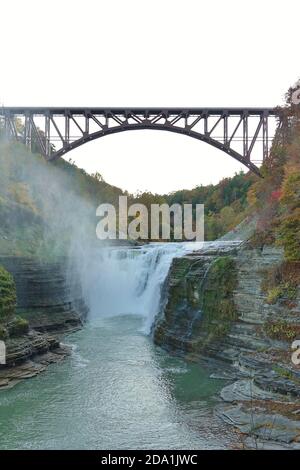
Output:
[
  {"xmin": 0, "ymin": 256, "xmax": 88, "ymax": 390},
  {"xmin": 0, "ymin": 343, "xmax": 72, "ymax": 390}
]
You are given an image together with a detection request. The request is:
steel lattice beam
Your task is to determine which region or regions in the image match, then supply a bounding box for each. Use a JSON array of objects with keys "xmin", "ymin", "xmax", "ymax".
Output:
[{"xmin": 0, "ymin": 107, "xmax": 279, "ymax": 176}]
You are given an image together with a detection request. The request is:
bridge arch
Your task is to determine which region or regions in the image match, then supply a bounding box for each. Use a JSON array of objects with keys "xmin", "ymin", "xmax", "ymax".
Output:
[
  {"xmin": 54, "ymin": 123, "xmax": 262, "ymax": 176},
  {"xmin": 0, "ymin": 107, "xmax": 278, "ymax": 177}
]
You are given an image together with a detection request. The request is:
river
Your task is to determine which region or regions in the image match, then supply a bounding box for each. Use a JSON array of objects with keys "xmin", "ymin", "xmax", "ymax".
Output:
[{"xmin": 0, "ymin": 242, "xmax": 239, "ymax": 449}]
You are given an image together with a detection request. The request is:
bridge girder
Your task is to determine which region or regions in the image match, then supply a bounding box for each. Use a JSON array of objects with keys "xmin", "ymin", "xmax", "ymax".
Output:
[{"xmin": 0, "ymin": 107, "xmax": 278, "ymax": 177}]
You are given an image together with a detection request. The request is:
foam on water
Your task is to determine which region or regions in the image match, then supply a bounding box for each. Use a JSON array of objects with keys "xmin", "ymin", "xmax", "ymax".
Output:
[{"xmin": 78, "ymin": 241, "xmax": 241, "ymax": 334}]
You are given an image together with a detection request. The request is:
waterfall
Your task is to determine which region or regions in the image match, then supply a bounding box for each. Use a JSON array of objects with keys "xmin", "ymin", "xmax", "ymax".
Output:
[
  {"xmin": 76, "ymin": 241, "xmax": 242, "ymax": 334},
  {"xmin": 78, "ymin": 243, "xmax": 188, "ymax": 333}
]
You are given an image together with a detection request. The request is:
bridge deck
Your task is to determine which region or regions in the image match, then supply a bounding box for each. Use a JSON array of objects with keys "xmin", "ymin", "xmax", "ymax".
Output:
[
  {"xmin": 0, "ymin": 106, "xmax": 281, "ymax": 177},
  {"xmin": 0, "ymin": 107, "xmax": 277, "ymax": 116}
]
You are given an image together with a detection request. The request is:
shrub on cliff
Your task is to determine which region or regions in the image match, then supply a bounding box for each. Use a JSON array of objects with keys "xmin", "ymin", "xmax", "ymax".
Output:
[
  {"xmin": 264, "ymin": 320, "xmax": 300, "ymax": 341},
  {"xmin": 0, "ymin": 266, "xmax": 29, "ymax": 336},
  {"xmin": 277, "ymin": 208, "xmax": 300, "ymax": 261},
  {"xmin": 8, "ymin": 316, "xmax": 29, "ymax": 337},
  {"xmin": 0, "ymin": 266, "xmax": 17, "ymax": 322},
  {"xmin": 276, "ymin": 166, "xmax": 300, "ymax": 261}
]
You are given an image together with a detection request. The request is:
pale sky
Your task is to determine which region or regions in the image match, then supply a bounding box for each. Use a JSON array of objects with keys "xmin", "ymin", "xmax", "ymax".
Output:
[{"xmin": 1, "ymin": 0, "xmax": 299, "ymax": 194}]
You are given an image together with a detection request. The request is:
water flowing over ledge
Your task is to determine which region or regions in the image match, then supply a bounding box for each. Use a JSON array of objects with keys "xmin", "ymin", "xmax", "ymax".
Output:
[{"xmin": 76, "ymin": 241, "xmax": 243, "ymax": 334}]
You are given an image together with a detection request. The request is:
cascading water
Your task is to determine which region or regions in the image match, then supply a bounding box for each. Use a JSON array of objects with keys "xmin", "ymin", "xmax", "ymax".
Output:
[
  {"xmin": 78, "ymin": 243, "xmax": 193, "ymax": 333},
  {"xmin": 77, "ymin": 240, "xmax": 242, "ymax": 334},
  {"xmin": 0, "ymin": 240, "xmax": 242, "ymax": 450}
]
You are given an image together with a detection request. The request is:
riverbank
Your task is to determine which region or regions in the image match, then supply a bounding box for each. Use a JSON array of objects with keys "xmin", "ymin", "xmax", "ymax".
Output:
[
  {"xmin": 0, "ymin": 315, "xmax": 240, "ymax": 450},
  {"xmin": 152, "ymin": 242, "xmax": 300, "ymax": 449},
  {"xmin": 0, "ymin": 256, "xmax": 88, "ymax": 389},
  {"xmin": 1, "ymin": 242, "xmax": 299, "ymax": 449}
]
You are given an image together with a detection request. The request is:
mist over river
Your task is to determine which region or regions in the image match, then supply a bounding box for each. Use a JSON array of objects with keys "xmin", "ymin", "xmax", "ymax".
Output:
[{"xmin": 0, "ymin": 243, "xmax": 239, "ymax": 449}]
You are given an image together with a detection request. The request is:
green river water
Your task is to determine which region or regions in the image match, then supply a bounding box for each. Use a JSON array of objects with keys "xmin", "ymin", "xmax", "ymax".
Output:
[{"xmin": 0, "ymin": 315, "xmax": 236, "ymax": 450}]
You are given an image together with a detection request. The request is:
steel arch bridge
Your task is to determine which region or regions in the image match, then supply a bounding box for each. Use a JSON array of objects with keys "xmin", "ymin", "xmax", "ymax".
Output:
[{"xmin": 0, "ymin": 107, "xmax": 279, "ymax": 176}]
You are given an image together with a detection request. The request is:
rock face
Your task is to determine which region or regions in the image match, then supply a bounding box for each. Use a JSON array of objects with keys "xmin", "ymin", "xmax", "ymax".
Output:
[
  {"xmin": 152, "ymin": 242, "xmax": 300, "ymax": 449},
  {"xmin": 153, "ymin": 242, "xmax": 241, "ymax": 361},
  {"xmin": 215, "ymin": 404, "xmax": 300, "ymax": 449},
  {"xmin": 0, "ymin": 256, "xmax": 87, "ymax": 333},
  {"xmin": 153, "ymin": 243, "xmax": 300, "ymax": 368},
  {"xmin": 0, "ymin": 256, "xmax": 88, "ymax": 387}
]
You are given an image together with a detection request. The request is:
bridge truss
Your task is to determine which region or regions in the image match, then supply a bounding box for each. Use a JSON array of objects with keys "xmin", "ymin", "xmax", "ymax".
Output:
[{"xmin": 0, "ymin": 107, "xmax": 279, "ymax": 176}]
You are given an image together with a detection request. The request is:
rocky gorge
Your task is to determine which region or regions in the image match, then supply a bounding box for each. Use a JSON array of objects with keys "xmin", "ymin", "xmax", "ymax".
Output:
[
  {"xmin": 1, "ymin": 240, "xmax": 300, "ymax": 449},
  {"xmin": 0, "ymin": 85, "xmax": 299, "ymax": 449},
  {"xmin": 153, "ymin": 241, "xmax": 300, "ymax": 449}
]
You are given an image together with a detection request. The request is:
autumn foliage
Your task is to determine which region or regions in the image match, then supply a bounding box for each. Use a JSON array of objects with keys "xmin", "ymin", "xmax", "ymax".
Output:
[{"xmin": 248, "ymin": 86, "xmax": 300, "ymax": 261}]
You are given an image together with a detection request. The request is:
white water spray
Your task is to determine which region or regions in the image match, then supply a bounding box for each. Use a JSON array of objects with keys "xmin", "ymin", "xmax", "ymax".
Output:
[{"xmin": 77, "ymin": 241, "xmax": 241, "ymax": 334}]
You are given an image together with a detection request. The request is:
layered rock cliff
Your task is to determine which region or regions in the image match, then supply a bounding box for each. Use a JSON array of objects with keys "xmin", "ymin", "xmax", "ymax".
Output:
[
  {"xmin": 0, "ymin": 257, "xmax": 87, "ymax": 333},
  {"xmin": 153, "ymin": 242, "xmax": 241, "ymax": 360},
  {"xmin": 153, "ymin": 242, "xmax": 300, "ymax": 449},
  {"xmin": 0, "ymin": 257, "xmax": 88, "ymax": 389}
]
